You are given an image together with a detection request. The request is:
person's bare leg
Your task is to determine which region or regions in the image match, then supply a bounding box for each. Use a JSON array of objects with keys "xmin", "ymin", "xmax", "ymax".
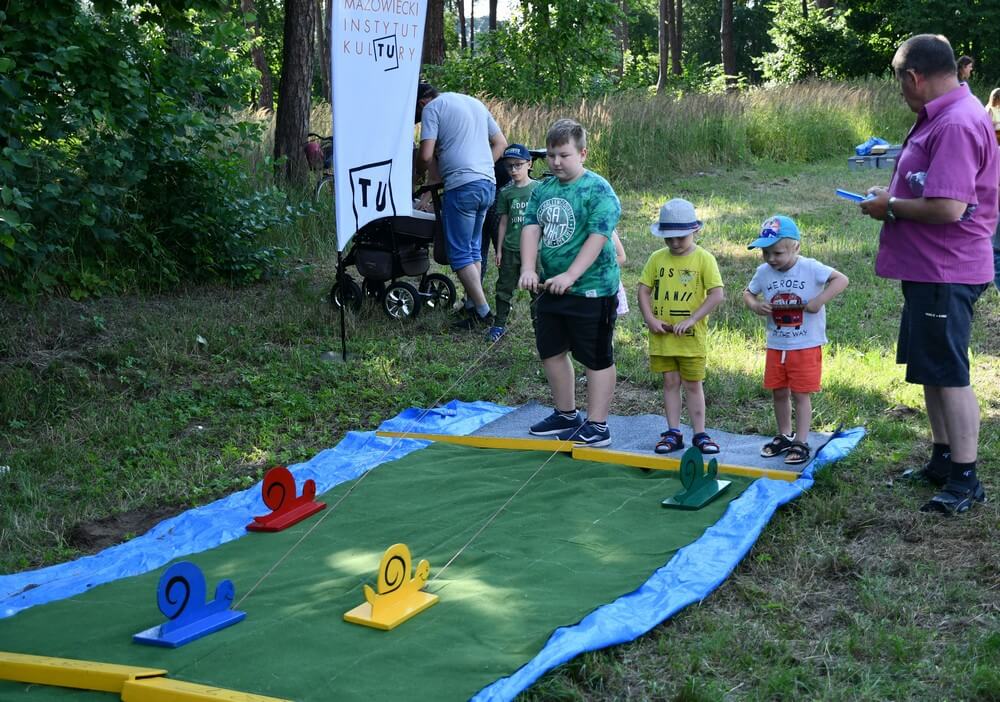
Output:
[
  {"xmin": 455, "ymin": 263, "xmax": 488, "ymax": 309},
  {"xmin": 663, "ymin": 372, "xmax": 682, "ymax": 428},
  {"xmin": 773, "ymin": 387, "xmax": 792, "ymax": 437},
  {"xmin": 584, "ymin": 365, "xmax": 616, "ymax": 422},
  {"xmin": 923, "ymin": 385, "xmax": 950, "ymax": 448},
  {"xmin": 926, "ymin": 385, "xmax": 980, "ymax": 463},
  {"xmin": 792, "ymin": 392, "xmax": 812, "ymax": 443},
  {"xmin": 682, "ymin": 379, "xmax": 706, "ymax": 434},
  {"xmin": 542, "ymin": 352, "xmax": 576, "ymax": 412}
]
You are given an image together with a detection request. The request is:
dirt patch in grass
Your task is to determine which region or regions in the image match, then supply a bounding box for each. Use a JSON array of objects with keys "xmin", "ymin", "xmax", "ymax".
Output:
[{"xmin": 66, "ymin": 505, "xmax": 187, "ymax": 553}]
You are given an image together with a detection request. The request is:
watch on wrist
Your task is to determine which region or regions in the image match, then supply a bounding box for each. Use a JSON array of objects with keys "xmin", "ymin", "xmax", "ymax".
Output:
[{"xmin": 886, "ymin": 196, "xmax": 898, "ymax": 222}]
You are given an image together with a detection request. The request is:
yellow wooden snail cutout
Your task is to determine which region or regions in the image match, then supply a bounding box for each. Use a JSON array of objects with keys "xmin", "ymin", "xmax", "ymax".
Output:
[{"xmin": 343, "ymin": 543, "xmax": 438, "ymax": 630}]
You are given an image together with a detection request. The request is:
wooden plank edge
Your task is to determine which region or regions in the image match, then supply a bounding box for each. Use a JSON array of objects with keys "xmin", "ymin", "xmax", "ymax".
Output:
[
  {"xmin": 375, "ymin": 431, "xmax": 574, "ymax": 453},
  {"xmin": 570, "ymin": 447, "xmax": 801, "ymax": 482}
]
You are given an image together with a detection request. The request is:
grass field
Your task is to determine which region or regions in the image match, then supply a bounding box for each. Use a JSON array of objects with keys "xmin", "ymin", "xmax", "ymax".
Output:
[{"xmin": 3, "ymin": 119, "xmax": 1000, "ymax": 697}]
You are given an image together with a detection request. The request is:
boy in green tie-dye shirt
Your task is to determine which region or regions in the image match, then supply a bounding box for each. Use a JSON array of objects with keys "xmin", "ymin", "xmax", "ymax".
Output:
[{"xmin": 518, "ymin": 119, "xmax": 622, "ymax": 447}]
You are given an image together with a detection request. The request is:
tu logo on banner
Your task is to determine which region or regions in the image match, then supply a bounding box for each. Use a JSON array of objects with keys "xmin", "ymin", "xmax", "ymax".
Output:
[{"xmin": 349, "ymin": 160, "xmax": 397, "ymax": 232}]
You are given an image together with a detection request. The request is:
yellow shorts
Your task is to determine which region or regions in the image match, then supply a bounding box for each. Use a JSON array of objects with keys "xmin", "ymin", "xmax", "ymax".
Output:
[{"xmin": 650, "ymin": 355, "xmax": 706, "ymax": 381}]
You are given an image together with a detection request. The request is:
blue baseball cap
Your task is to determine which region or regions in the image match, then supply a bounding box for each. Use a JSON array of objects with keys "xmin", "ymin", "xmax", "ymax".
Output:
[
  {"xmin": 502, "ymin": 144, "xmax": 531, "ymax": 161},
  {"xmin": 747, "ymin": 215, "xmax": 800, "ymax": 249}
]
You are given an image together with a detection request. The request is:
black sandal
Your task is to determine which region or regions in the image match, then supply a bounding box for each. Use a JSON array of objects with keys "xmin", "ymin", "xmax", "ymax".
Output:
[
  {"xmin": 655, "ymin": 429, "xmax": 684, "ymax": 454},
  {"xmin": 920, "ymin": 480, "xmax": 987, "ymax": 515},
  {"xmin": 760, "ymin": 434, "xmax": 794, "ymax": 458},
  {"xmin": 784, "ymin": 441, "xmax": 811, "ymax": 465},
  {"xmin": 898, "ymin": 463, "xmax": 949, "ymax": 488},
  {"xmin": 692, "ymin": 432, "xmax": 720, "ymax": 454}
]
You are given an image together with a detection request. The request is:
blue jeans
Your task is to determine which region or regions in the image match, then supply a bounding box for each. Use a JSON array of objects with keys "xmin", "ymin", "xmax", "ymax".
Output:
[{"xmin": 442, "ymin": 179, "xmax": 495, "ymax": 271}]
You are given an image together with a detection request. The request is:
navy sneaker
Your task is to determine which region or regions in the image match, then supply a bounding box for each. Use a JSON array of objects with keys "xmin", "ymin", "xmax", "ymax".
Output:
[
  {"xmin": 572, "ymin": 421, "xmax": 611, "ymax": 448},
  {"xmin": 485, "ymin": 325, "xmax": 506, "ymax": 342},
  {"xmin": 529, "ymin": 410, "xmax": 583, "ymax": 438}
]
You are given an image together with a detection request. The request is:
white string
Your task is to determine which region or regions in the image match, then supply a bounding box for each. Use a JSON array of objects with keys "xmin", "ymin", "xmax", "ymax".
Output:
[
  {"xmin": 234, "ymin": 304, "xmax": 522, "ymax": 607},
  {"xmin": 235, "ymin": 286, "xmax": 683, "ymax": 605}
]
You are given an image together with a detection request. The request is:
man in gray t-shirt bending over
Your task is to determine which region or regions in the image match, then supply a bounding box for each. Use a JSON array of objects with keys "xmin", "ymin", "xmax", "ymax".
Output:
[{"xmin": 416, "ymin": 83, "xmax": 508, "ymax": 330}]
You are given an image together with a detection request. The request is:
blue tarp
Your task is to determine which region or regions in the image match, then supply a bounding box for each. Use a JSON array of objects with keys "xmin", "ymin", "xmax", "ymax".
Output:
[
  {"xmin": 0, "ymin": 402, "xmax": 864, "ymax": 702},
  {"xmin": 472, "ymin": 427, "xmax": 864, "ymax": 701}
]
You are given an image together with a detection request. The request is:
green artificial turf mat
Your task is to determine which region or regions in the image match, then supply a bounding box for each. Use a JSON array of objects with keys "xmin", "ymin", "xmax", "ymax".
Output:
[{"xmin": 0, "ymin": 443, "xmax": 749, "ymax": 701}]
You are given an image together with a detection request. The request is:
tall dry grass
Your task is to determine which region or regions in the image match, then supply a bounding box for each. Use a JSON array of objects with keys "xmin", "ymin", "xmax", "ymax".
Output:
[
  {"xmin": 483, "ymin": 79, "xmax": 911, "ymax": 188},
  {"xmin": 249, "ymin": 80, "xmax": 910, "ymax": 190}
]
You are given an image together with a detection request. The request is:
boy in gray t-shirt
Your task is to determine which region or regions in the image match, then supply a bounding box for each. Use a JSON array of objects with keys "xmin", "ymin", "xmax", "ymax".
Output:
[{"xmin": 742, "ymin": 215, "xmax": 849, "ymax": 467}]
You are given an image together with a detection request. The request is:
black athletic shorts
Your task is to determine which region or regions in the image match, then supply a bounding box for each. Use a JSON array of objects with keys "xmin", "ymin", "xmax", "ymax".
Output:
[
  {"xmin": 897, "ymin": 281, "xmax": 987, "ymax": 387},
  {"xmin": 535, "ymin": 293, "xmax": 617, "ymax": 370}
]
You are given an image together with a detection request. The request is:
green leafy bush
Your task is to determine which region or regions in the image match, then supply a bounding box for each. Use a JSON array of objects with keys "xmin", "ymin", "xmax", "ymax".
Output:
[{"xmin": 0, "ymin": 2, "xmax": 295, "ymax": 297}]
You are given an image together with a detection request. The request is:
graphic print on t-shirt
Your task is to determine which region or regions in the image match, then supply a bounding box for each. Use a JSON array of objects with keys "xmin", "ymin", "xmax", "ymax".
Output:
[
  {"xmin": 769, "ymin": 291, "xmax": 805, "ymax": 329},
  {"xmin": 651, "ymin": 267, "xmax": 703, "ymax": 333},
  {"xmin": 538, "ymin": 198, "xmax": 576, "ymax": 248}
]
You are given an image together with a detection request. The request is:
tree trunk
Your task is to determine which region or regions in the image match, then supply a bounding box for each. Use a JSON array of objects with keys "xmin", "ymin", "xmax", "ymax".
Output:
[
  {"xmin": 720, "ymin": 0, "xmax": 735, "ymax": 90},
  {"xmin": 470, "ymin": 0, "xmax": 475, "ymax": 53},
  {"xmin": 656, "ymin": 0, "xmax": 668, "ymax": 93},
  {"xmin": 422, "ymin": 0, "xmax": 446, "ymax": 65},
  {"xmin": 273, "ymin": 0, "xmax": 315, "ymax": 184},
  {"xmin": 489, "ymin": 0, "xmax": 497, "ymax": 30},
  {"xmin": 240, "ymin": 0, "xmax": 274, "ymax": 111},
  {"xmin": 666, "ymin": 0, "xmax": 679, "ymax": 76},
  {"xmin": 614, "ymin": 0, "xmax": 629, "ymax": 77},
  {"xmin": 457, "ymin": 0, "xmax": 467, "ymax": 50},
  {"xmin": 316, "ymin": 0, "xmax": 331, "ymax": 104},
  {"xmin": 801, "ymin": 0, "xmax": 808, "ymax": 18},
  {"xmin": 673, "ymin": 0, "xmax": 682, "ymax": 75}
]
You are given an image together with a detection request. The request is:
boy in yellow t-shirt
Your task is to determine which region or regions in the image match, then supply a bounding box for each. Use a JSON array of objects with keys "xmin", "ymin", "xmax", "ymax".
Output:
[{"xmin": 637, "ymin": 199, "xmax": 725, "ymax": 454}]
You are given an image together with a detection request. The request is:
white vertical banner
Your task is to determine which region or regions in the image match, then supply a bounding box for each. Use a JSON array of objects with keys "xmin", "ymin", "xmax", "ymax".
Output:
[{"xmin": 331, "ymin": 0, "xmax": 427, "ymax": 251}]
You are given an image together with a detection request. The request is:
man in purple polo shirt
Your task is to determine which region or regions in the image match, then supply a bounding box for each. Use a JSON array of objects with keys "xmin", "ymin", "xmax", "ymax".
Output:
[{"xmin": 860, "ymin": 34, "xmax": 997, "ymax": 515}]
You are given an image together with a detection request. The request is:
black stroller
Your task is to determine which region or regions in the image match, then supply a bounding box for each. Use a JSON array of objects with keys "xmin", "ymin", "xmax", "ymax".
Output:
[{"xmin": 330, "ymin": 183, "xmax": 456, "ymax": 320}]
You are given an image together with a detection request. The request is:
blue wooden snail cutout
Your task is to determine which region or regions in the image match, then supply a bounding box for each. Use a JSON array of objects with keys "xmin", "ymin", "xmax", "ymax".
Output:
[
  {"xmin": 661, "ymin": 446, "xmax": 732, "ymax": 510},
  {"xmin": 133, "ymin": 561, "xmax": 246, "ymax": 648}
]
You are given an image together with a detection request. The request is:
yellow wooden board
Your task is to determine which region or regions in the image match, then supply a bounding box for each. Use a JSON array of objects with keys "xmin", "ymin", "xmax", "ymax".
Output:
[
  {"xmin": 343, "ymin": 590, "xmax": 439, "ymax": 631},
  {"xmin": 376, "ymin": 431, "xmax": 574, "ymax": 453},
  {"xmin": 0, "ymin": 651, "xmax": 166, "ymax": 693},
  {"xmin": 570, "ymin": 447, "xmax": 799, "ymax": 482},
  {"xmin": 120, "ymin": 677, "xmax": 292, "ymax": 702},
  {"xmin": 376, "ymin": 431, "xmax": 799, "ymax": 482}
]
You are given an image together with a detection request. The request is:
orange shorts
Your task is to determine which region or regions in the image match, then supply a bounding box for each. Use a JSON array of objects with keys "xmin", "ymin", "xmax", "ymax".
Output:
[{"xmin": 764, "ymin": 346, "xmax": 822, "ymax": 393}]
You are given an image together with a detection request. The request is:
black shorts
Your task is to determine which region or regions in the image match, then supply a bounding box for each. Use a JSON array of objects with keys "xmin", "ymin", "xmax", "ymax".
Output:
[
  {"xmin": 897, "ymin": 281, "xmax": 987, "ymax": 387},
  {"xmin": 535, "ymin": 294, "xmax": 617, "ymax": 370}
]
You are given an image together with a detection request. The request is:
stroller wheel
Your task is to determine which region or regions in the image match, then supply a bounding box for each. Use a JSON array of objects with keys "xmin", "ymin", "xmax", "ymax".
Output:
[
  {"xmin": 383, "ymin": 281, "xmax": 422, "ymax": 319},
  {"xmin": 361, "ymin": 278, "xmax": 386, "ymax": 302},
  {"xmin": 330, "ymin": 278, "xmax": 363, "ymax": 312},
  {"xmin": 419, "ymin": 273, "xmax": 457, "ymax": 312}
]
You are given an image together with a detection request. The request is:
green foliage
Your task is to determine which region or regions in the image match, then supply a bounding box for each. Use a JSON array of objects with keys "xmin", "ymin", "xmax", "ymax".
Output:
[
  {"xmin": 0, "ymin": 1, "xmax": 295, "ymax": 297},
  {"xmin": 425, "ymin": 0, "xmax": 623, "ymax": 103},
  {"xmin": 682, "ymin": 0, "xmax": 776, "ymax": 82},
  {"xmin": 756, "ymin": 0, "xmax": 881, "ymax": 83}
]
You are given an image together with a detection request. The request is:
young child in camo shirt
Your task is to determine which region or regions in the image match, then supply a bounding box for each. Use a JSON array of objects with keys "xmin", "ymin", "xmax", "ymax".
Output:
[
  {"xmin": 488, "ymin": 144, "xmax": 539, "ymax": 343},
  {"xmin": 743, "ymin": 215, "xmax": 849, "ymax": 466}
]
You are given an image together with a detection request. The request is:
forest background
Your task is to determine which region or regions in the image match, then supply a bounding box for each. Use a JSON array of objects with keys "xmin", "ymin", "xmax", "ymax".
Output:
[
  {"xmin": 2, "ymin": 2, "xmax": 1000, "ymax": 699},
  {"xmin": 3, "ymin": 0, "xmax": 1000, "ymax": 296}
]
